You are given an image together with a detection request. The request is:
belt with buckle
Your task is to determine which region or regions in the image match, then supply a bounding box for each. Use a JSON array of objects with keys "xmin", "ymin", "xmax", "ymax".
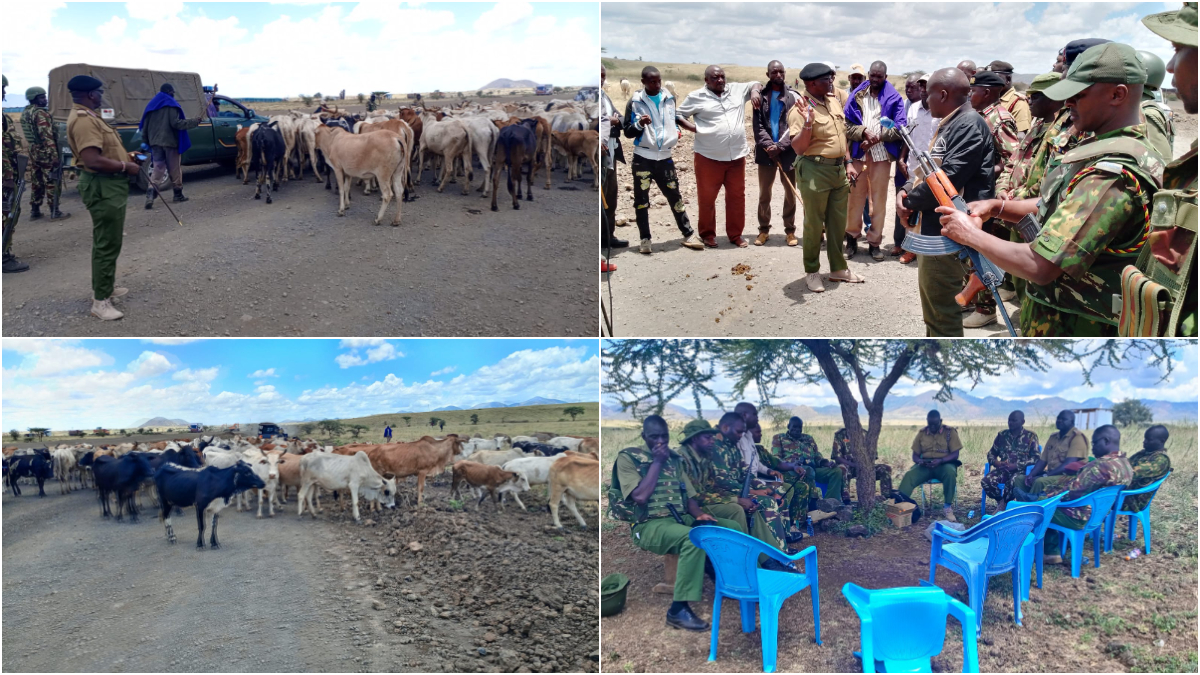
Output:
[{"xmin": 801, "ymin": 155, "xmax": 845, "ymax": 166}]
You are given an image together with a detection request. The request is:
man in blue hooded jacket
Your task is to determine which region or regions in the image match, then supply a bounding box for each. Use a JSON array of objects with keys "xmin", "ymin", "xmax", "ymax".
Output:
[
  {"xmin": 140, "ymin": 83, "xmax": 202, "ymax": 208},
  {"xmin": 844, "ymin": 61, "xmax": 907, "ymax": 261}
]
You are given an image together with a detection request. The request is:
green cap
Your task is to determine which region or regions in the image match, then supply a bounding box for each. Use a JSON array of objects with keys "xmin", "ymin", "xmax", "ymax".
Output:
[
  {"xmin": 1142, "ymin": 2, "xmax": 1198, "ymax": 48},
  {"xmin": 679, "ymin": 418, "xmax": 717, "ymax": 445},
  {"xmin": 1043, "ymin": 42, "xmax": 1147, "ymax": 101},
  {"xmin": 25, "ymin": 86, "xmax": 45, "ymax": 100},
  {"xmin": 1028, "ymin": 72, "xmax": 1063, "ymax": 94}
]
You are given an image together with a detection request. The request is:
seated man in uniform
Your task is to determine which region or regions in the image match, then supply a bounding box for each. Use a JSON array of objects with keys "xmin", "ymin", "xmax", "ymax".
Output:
[
  {"xmin": 749, "ymin": 420, "xmax": 809, "ymax": 537},
  {"xmin": 1018, "ymin": 409, "xmax": 1088, "ymax": 499},
  {"xmin": 1041, "ymin": 424, "xmax": 1132, "ymax": 565},
  {"xmin": 830, "ymin": 426, "xmax": 893, "ymax": 503},
  {"xmin": 897, "ymin": 410, "xmax": 962, "ymax": 521},
  {"xmin": 711, "ymin": 412, "xmax": 804, "ymax": 551},
  {"xmin": 1122, "ymin": 425, "xmax": 1172, "ymax": 513},
  {"xmin": 610, "ymin": 415, "xmax": 741, "ymax": 631},
  {"xmin": 769, "ymin": 416, "xmax": 843, "ymax": 508},
  {"xmin": 676, "ymin": 418, "xmax": 752, "ymax": 534},
  {"xmin": 981, "ymin": 410, "xmax": 1040, "ymax": 511}
]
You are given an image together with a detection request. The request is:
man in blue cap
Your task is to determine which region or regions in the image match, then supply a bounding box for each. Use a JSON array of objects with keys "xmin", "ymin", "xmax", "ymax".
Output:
[
  {"xmin": 65, "ymin": 74, "xmax": 143, "ymax": 320},
  {"xmin": 140, "ymin": 82, "xmax": 202, "ymax": 208}
]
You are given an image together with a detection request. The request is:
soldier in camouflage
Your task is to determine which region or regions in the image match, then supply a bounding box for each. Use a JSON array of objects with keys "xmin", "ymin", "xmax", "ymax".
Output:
[
  {"xmin": 965, "ymin": 70, "xmax": 1022, "ymax": 328},
  {"xmin": 676, "ymin": 418, "xmax": 752, "ymax": 535},
  {"xmin": 1015, "ymin": 409, "xmax": 1089, "ymax": 500},
  {"xmin": 1135, "ymin": 50, "xmax": 1176, "ymax": 161},
  {"xmin": 711, "ymin": 412, "xmax": 804, "ymax": 550},
  {"xmin": 750, "ymin": 419, "xmax": 810, "ymax": 532},
  {"xmin": 1121, "ymin": 425, "xmax": 1171, "ymax": 513},
  {"xmin": 1041, "ymin": 424, "xmax": 1132, "ymax": 565},
  {"xmin": 938, "ymin": 42, "xmax": 1165, "ymax": 337},
  {"xmin": 1131, "ymin": 1, "xmax": 1197, "ymax": 337},
  {"xmin": 830, "ymin": 427, "xmax": 893, "ymax": 502},
  {"xmin": 21, "ymin": 87, "xmax": 69, "ymax": 221},
  {"xmin": 609, "ymin": 415, "xmax": 740, "ymax": 631},
  {"xmin": 986, "ymin": 60, "xmax": 1032, "ymax": 135},
  {"xmin": 3, "ymin": 74, "xmax": 30, "ymax": 273},
  {"xmin": 997, "ymin": 74, "xmax": 1066, "ymax": 200},
  {"xmin": 980, "ymin": 410, "xmax": 1040, "ymax": 510},
  {"xmin": 769, "ymin": 416, "xmax": 842, "ymax": 508}
]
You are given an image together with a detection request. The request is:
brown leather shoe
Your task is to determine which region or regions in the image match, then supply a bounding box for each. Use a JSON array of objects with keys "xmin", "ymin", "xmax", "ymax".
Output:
[
  {"xmin": 899, "ymin": 251, "xmax": 916, "ymax": 264},
  {"xmin": 786, "ymin": 233, "xmax": 799, "ymax": 246},
  {"xmin": 732, "ymin": 237, "xmax": 748, "ymax": 248},
  {"xmin": 754, "ymin": 232, "xmax": 769, "ymax": 246}
]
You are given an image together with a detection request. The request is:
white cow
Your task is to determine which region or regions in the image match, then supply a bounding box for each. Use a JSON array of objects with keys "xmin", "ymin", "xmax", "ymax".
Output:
[
  {"xmin": 51, "ymin": 447, "xmax": 78, "ymax": 494},
  {"xmin": 416, "ymin": 112, "xmax": 472, "ymax": 195},
  {"xmin": 664, "ymin": 80, "xmax": 677, "ymax": 97},
  {"xmin": 298, "ymin": 451, "xmax": 396, "ymax": 522},
  {"xmin": 469, "ymin": 448, "xmax": 526, "ymax": 467},
  {"xmin": 292, "ymin": 116, "xmax": 324, "ymax": 181},
  {"xmin": 457, "ymin": 115, "xmax": 499, "ymax": 196},
  {"xmin": 502, "ymin": 455, "xmax": 565, "ymax": 487},
  {"xmin": 237, "ymin": 450, "xmax": 283, "ymax": 518},
  {"xmin": 267, "ymin": 114, "xmax": 298, "ymax": 181},
  {"xmin": 620, "ymin": 78, "xmax": 631, "ymax": 97},
  {"xmin": 546, "ymin": 436, "xmax": 584, "ymax": 451}
]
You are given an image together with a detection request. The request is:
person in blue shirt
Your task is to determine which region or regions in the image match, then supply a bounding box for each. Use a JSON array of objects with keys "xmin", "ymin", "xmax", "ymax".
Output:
[
  {"xmin": 384, "ymin": 425, "xmax": 393, "ymax": 441},
  {"xmin": 751, "ymin": 60, "xmax": 802, "ymax": 247}
]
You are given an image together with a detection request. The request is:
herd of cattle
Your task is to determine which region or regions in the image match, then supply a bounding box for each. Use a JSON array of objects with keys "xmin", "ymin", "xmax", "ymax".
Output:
[
  {"xmin": 2, "ymin": 431, "xmax": 599, "ymax": 550},
  {"xmin": 238, "ymin": 97, "xmax": 601, "ymax": 221}
]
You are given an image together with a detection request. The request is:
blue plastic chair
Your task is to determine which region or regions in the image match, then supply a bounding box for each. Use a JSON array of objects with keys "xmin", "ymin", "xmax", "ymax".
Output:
[
  {"xmin": 983, "ymin": 493, "xmax": 1065, "ymax": 601},
  {"xmin": 688, "ymin": 526, "xmax": 821, "ymax": 673},
  {"xmin": 928, "ymin": 505, "xmax": 1042, "ymax": 629},
  {"xmin": 1046, "ymin": 484, "xmax": 1124, "ymax": 578},
  {"xmin": 842, "ymin": 583, "xmax": 979, "ymax": 673},
  {"xmin": 979, "ymin": 447, "xmax": 1039, "ymax": 515},
  {"xmin": 1104, "ymin": 471, "xmax": 1172, "ymax": 554},
  {"xmin": 920, "ymin": 478, "xmax": 958, "ymax": 510}
]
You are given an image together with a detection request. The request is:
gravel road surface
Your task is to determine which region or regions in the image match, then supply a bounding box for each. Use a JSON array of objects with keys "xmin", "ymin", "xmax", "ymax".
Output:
[
  {"xmin": 2, "ymin": 471, "xmax": 598, "ymax": 673},
  {"xmin": 2, "ymin": 157, "xmax": 597, "ymax": 338},
  {"xmin": 603, "ymin": 97, "xmax": 1196, "ymax": 337}
]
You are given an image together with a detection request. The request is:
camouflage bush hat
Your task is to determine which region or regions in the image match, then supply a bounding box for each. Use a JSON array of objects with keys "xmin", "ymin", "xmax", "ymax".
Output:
[
  {"xmin": 1027, "ymin": 73, "xmax": 1063, "ymax": 94},
  {"xmin": 679, "ymin": 418, "xmax": 717, "ymax": 445},
  {"xmin": 1043, "ymin": 42, "xmax": 1147, "ymax": 101},
  {"xmin": 25, "ymin": 86, "xmax": 45, "ymax": 100},
  {"xmin": 1141, "ymin": 2, "xmax": 1198, "ymax": 47}
]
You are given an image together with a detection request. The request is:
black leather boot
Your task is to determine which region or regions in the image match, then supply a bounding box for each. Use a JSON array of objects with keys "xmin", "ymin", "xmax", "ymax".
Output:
[
  {"xmin": 665, "ymin": 604, "xmax": 709, "ymax": 631},
  {"xmin": 29, "ymin": 203, "xmax": 43, "ymax": 220},
  {"xmin": 172, "ymin": 188, "xmax": 189, "ymax": 203}
]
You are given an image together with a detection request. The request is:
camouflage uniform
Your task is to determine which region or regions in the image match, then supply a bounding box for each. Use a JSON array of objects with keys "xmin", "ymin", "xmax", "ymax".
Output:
[
  {"xmin": 1043, "ymin": 452, "xmax": 1133, "ymax": 552},
  {"xmin": 1140, "ymin": 95, "xmax": 1175, "ymax": 162},
  {"xmin": 2, "ymin": 112, "xmax": 17, "ymax": 188},
  {"xmin": 1019, "ymin": 427, "xmax": 1089, "ymax": 498},
  {"xmin": 769, "ymin": 432, "xmax": 842, "ymax": 502},
  {"xmin": 710, "ymin": 431, "xmax": 802, "ymax": 549},
  {"xmin": 981, "ymin": 428, "xmax": 1040, "ymax": 502},
  {"xmin": 1021, "ymin": 125, "xmax": 1164, "ymax": 336},
  {"xmin": 969, "ymin": 103, "xmax": 1023, "ymax": 312},
  {"xmin": 20, "ymin": 103, "xmax": 60, "ymax": 209},
  {"xmin": 997, "ymin": 117, "xmax": 1049, "ymax": 200},
  {"xmin": 1014, "ymin": 107, "xmax": 1080, "ymax": 201},
  {"xmin": 756, "ymin": 438, "xmax": 811, "ymax": 528},
  {"xmin": 1122, "ymin": 448, "xmax": 1171, "ymax": 513},
  {"xmin": 829, "ymin": 428, "xmax": 892, "ymax": 501},
  {"xmin": 676, "ymin": 440, "xmax": 751, "ymax": 534}
]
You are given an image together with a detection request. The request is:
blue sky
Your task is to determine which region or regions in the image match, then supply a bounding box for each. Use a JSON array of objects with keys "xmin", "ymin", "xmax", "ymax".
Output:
[
  {"xmin": 602, "ymin": 340, "xmax": 1199, "ymax": 409},
  {"xmin": 3, "ymin": 2, "xmax": 599, "ymax": 106},
  {"xmin": 2, "ymin": 339, "xmax": 599, "ymax": 430},
  {"xmin": 601, "ymin": 2, "xmax": 1180, "ymax": 78}
]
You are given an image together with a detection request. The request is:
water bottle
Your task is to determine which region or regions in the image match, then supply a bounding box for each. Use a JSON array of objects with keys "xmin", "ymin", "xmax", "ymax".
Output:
[
  {"xmin": 968, "ymin": 510, "xmax": 975, "ymax": 519},
  {"xmin": 806, "ymin": 516, "xmax": 814, "ymax": 537}
]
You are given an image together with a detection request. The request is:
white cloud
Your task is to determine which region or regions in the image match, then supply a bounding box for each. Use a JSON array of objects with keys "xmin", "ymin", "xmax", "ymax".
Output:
[
  {"xmin": 475, "ymin": 2, "xmax": 533, "ymax": 33},
  {"xmin": 249, "ymin": 368, "xmax": 278, "ymax": 378},
  {"xmin": 98, "ymin": 16, "xmax": 127, "ymax": 40},
  {"xmin": 431, "ymin": 365, "xmax": 458, "ymax": 376},
  {"xmin": 125, "ymin": 0, "xmax": 183, "ymax": 22},
  {"xmin": 128, "ymin": 351, "xmax": 174, "ymax": 379},
  {"xmin": 335, "ymin": 352, "xmax": 368, "ymax": 369},
  {"xmin": 173, "ymin": 367, "xmax": 219, "ymax": 382},
  {"xmin": 336, "ymin": 340, "xmax": 403, "ymax": 368},
  {"xmin": 2, "ymin": 340, "xmax": 113, "ymax": 376}
]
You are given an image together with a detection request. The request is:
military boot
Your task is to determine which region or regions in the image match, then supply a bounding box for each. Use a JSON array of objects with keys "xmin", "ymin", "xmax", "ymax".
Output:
[
  {"xmin": 29, "ymin": 203, "xmax": 43, "ymax": 220},
  {"xmin": 172, "ymin": 188, "xmax": 189, "ymax": 203},
  {"xmin": 49, "ymin": 207, "xmax": 71, "ymax": 220},
  {"xmin": 145, "ymin": 188, "xmax": 156, "ymax": 210},
  {"xmin": 2, "ymin": 253, "xmax": 30, "ymax": 273}
]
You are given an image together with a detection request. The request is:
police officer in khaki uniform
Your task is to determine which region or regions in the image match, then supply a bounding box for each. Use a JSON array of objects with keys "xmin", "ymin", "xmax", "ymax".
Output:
[
  {"xmin": 65, "ymin": 75, "xmax": 142, "ymax": 321},
  {"xmin": 1018, "ymin": 409, "xmax": 1090, "ymax": 497},
  {"xmin": 986, "ymin": 60, "xmax": 1032, "ymax": 135},
  {"xmin": 897, "ymin": 410, "xmax": 962, "ymax": 521},
  {"xmin": 789, "ymin": 62, "xmax": 863, "ymax": 294}
]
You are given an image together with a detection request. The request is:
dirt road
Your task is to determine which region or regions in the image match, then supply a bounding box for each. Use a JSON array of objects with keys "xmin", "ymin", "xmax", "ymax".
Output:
[
  {"xmin": 3, "ymin": 471, "xmax": 599, "ymax": 673},
  {"xmin": 2, "ymin": 156, "xmax": 596, "ymax": 338},
  {"xmin": 603, "ymin": 97, "xmax": 1197, "ymax": 337}
]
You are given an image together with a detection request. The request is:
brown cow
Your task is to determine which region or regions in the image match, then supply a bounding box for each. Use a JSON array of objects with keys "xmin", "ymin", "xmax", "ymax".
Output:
[
  {"xmin": 578, "ymin": 437, "xmax": 599, "ymax": 456},
  {"xmin": 450, "ymin": 460, "xmax": 530, "ymax": 511},
  {"xmin": 360, "ymin": 435, "xmax": 463, "ymax": 505},
  {"xmin": 236, "ymin": 125, "xmax": 255, "ymax": 184},
  {"xmin": 356, "ymin": 118, "xmax": 416, "ymax": 195},
  {"xmin": 550, "ymin": 130, "xmax": 598, "ymax": 188},
  {"xmin": 314, "ymin": 125, "xmax": 410, "ymax": 226},
  {"xmin": 548, "ymin": 454, "xmax": 599, "ymax": 529}
]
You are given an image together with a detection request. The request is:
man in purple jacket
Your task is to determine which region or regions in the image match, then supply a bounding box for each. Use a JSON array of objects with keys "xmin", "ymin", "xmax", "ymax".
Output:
[{"xmin": 844, "ymin": 61, "xmax": 906, "ymax": 261}]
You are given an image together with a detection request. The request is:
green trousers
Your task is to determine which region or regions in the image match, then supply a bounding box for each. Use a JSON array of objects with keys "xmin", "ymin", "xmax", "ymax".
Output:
[
  {"xmin": 1044, "ymin": 507, "xmax": 1084, "ymax": 553},
  {"xmin": 897, "ymin": 463, "xmax": 959, "ymax": 506},
  {"xmin": 805, "ymin": 466, "xmax": 844, "ymax": 503},
  {"xmin": 631, "ymin": 515, "xmax": 740, "ymax": 602},
  {"xmin": 795, "ymin": 157, "xmax": 849, "ymax": 274},
  {"xmin": 703, "ymin": 501, "xmax": 749, "ymax": 534},
  {"xmin": 78, "ymin": 171, "xmax": 129, "ymax": 300},
  {"xmin": 917, "ymin": 253, "xmax": 967, "ymax": 337}
]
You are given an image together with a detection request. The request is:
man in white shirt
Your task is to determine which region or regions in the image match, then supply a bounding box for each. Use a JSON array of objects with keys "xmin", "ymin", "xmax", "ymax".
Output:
[
  {"xmin": 676, "ymin": 66, "xmax": 763, "ymax": 248},
  {"xmin": 894, "ymin": 72, "xmax": 939, "ymax": 264}
]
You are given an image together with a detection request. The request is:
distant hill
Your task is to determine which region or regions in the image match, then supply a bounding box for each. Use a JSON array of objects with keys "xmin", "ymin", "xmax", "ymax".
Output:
[
  {"xmin": 136, "ymin": 416, "xmax": 190, "ymax": 427},
  {"xmin": 604, "ymin": 391, "xmax": 1197, "ymax": 424},
  {"xmin": 434, "ymin": 405, "xmax": 463, "ymax": 412},
  {"xmin": 481, "ymin": 78, "xmax": 539, "ymax": 89}
]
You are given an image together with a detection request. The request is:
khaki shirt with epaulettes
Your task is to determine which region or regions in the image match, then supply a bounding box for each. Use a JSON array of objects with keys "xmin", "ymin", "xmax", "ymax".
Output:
[
  {"xmin": 66, "ymin": 103, "xmax": 128, "ymax": 173},
  {"xmin": 911, "ymin": 425, "xmax": 963, "ymax": 460},
  {"xmin": 787, "ymin": 93, "xmax": 847, "ymax": 159},
  {"xmin": 1039, "ymin": 427, "xmax": 1089, "ymax": 472}
]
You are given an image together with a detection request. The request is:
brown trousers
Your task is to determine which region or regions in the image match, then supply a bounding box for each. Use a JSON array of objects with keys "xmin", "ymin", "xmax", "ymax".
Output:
[
  {"xmin": 756, "ymin": 160, "xmax": 797, "ymax": 234},
  {"xmin": 149, "ymin": 146, "xmax": 183, "ymax": 191},
  {"xmin": 845, "ymin": 153, "xmax": 893, "ymax": 245},
  {"xmin": 694, "ymin": 153, "xmax": 746, "ymax": 243}
]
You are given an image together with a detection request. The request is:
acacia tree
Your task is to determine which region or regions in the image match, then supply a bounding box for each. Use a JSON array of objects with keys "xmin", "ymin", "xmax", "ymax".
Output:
[
  {"xmin": 470, "ymin": 413, "xmax": 479, "ymax": 425},
  {"xmin": 604, "ymin": 339, "xmax": 1177, "ymax": 510},
  {"xmin": 402, "ymin": 416, "xmax": 411, "ymax": 427},
  {"xmin": 563, "ymin": 406, "xmax": 586, "ymax": 421},
  {"xmin": 1113, "ymin": 399, "xmax": 1153, "ymax": 427}
]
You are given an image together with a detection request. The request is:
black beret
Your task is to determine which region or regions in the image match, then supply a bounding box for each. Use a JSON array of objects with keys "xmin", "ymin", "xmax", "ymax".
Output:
[
  {"xmin": 67, "ymin": 75, "xmax": 103, "ymax": 92},
  {"xmin": 987, "ymin": 60, "xmax": 1014, "ymax": 73},
  {"xmin": 799, "ymin": 62, "xmax": 834, "ymax": 81},
  {"xmin": 160, "ymin": 83, "xmax": 175, "ymax": 95},
  {"xmin": 970, "ymin": 70, "xmax": 1007, "ymax": 87},
  {"xmin": 1065, "ymin": 38, "xmax": 1111, "ymax": 67}
]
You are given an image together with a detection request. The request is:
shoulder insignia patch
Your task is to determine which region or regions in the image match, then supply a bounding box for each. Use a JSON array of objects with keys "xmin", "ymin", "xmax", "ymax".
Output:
[{"xmin": 1094, "ymin": 161, "xmax": 1123, "ymax": 175}]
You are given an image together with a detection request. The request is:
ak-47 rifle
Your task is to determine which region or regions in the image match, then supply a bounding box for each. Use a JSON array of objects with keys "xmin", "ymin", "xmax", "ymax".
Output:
[
  {"xmin": 881, "ymin": 116, "xmax": 1016, "ymax": 336},
  {"xmin": 49, "ymin": 147, "xmax": 66, "ymax": 217},
  {"xmin": 3, "ymin": 154, "xmax": 29, "ymax": 255}
]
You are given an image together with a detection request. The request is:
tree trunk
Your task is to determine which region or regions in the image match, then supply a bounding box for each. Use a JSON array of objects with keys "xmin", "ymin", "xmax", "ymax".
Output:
[{"xmin": 801, "ymin": 340, "xmax": 876, "ymax": 510}]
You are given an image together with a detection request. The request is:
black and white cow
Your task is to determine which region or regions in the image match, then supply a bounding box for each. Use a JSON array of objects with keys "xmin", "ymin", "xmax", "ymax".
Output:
[
  {"xmin": 155, "ymin": 462, "xmax": 265, "ymax": 549},
  {"xmin": 7, "ymin": 449, "xmax": 53, "ymax": 497}
]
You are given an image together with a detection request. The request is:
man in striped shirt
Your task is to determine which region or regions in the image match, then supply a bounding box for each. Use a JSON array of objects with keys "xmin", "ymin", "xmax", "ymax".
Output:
[{"xmin": 845, "ymin": 61, "xmax": 907, "ymax": 261}]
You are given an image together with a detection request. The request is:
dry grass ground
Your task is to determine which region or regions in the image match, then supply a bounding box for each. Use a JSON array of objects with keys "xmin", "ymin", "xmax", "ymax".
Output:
[
  {"xmin": 600, "ymin": 420, "xmax": 1198, "ymax": 673},
  {"xmin": 306, "ymin": 402, "xmax": 599, "ymax": 447}
]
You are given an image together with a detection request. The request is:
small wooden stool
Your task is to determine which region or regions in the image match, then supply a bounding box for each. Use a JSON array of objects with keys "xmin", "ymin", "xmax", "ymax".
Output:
[{"xmin": 652, "ymin": 553, "xmax": 678, "ymax": 594}]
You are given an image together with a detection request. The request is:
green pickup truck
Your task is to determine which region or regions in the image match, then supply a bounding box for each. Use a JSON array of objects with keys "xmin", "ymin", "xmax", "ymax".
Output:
[{"xmin": 49, "ymin": 63, "xmax": 269, "ymax": 189}]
